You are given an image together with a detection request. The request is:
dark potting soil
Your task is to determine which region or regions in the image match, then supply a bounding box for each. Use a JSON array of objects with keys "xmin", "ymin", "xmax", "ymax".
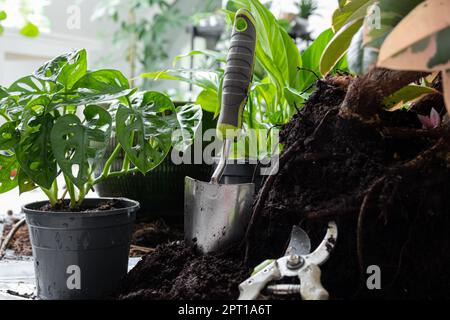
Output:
[
  {"xmin": 39, "ymin": 200, "xmax": 124, "ymax": 212},
  {"xmin": 120, "ymin": 77, "xmax": 450, "ymax": 300},
  {"xmin": 119, "ymin": 242, "xmax": 250, "ymax": 300}
]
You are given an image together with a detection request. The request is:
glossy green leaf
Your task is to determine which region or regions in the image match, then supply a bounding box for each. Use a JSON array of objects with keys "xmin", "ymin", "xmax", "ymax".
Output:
[
  {"xmin": 51, "ymin": 105, "xmax": 112, "ymax": 188},
  {"xmin": 171, "ymin": 104, "xmax": 202, "ymax": 152},
  {"xmin": 332, "ymin": 0, "xmax": 374, "ymax": 32},
  {"xmin": 299, "ymin": 28, "xmax": 334, "ymax": 90},
  {"xmin": 320, "ymin": 18, "xmax": 364, "ymax": 76},
  {"xmin": 16, "ymin": 113, "xmax": 57, "ymax": 189},
  {"xmin": 8, "ymin": 75, "xmax": 57, "ymax": 106},
  {"xmin": 196, "ymin": 88, "xmax": 219, "ymax": 114},
  {"xmin": 0, "ymin": 154, "xmax": 18, "ymax": 194},
  {"xmin": 17, "ymin": 168, "xmax": 37, "ymax": 194},
  {"xmin": 67, "ymin": 69, "xmax": 134, "ymax": 105},
  {"xmin": 0, "ymin": 121, "xmax": 20, "ymax": 150},
  {"xmin": 383, "ymin": 85, "xmax": 438, "ymax": 110},
  {"xmin": 116, "ymin": 91, "xmax": 175, "ymax": 173},
  {"xmin": 20, "ymin": 22, "xmax": 39, "ymax": 38},
  {"xmin": 173, "ymin": 50, "xmax": 226, "ymax": 66},
  {"xmin": 35, "ymin": 49, "xmax": 87, "ymax": 89}
]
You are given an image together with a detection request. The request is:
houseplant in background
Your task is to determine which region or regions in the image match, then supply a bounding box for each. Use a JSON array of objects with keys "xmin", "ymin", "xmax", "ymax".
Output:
[
  {"xmin": 0, "ymin": 49, "xmax": 201, "ymax": 299},
  {"xmin": 143, "ymin": 0, "xmax": 347, "ymax": 190},
  {"xmin": 91, "ymin": 0, "xmax": 219, "ymax": 217}
]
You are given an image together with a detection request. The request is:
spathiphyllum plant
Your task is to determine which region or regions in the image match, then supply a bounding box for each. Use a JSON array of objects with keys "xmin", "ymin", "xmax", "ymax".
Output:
[{"xmin": 0, "ymin": 49, "xmax": 202, "ymax": 209}]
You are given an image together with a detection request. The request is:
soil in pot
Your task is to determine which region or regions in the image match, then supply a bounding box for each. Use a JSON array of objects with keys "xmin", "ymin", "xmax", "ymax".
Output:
[{"xmin": 119, "ymin": 77, "xmax": 450, "ymax": 300}]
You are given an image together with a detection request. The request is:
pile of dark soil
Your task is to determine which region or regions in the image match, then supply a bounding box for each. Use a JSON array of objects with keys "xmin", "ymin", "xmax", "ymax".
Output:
[
  {"xmin": 119, "ymin": 77, "xmax": 450, "ymax": 300},
  {"xmin": 1, "ymin": 224, "xmax": 32, "ymax": 256},
  {"xmin": 119, "ymin": 242, "xmax": 249, "ymax": 300}
]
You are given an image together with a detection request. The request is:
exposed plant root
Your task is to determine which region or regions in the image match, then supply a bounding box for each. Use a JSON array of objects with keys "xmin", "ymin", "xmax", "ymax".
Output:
[
  {"xmin": 399, "ymin": 136, "xmax": 450, "ymax": 171},
  {"xmin": 305, "ymin": 206, "xmax": 359, "ymax": 220},
  {"xmin": 0, "ymin": 218, "xmax": 26, "ymax": 260},
  {"xmin": 356, "ymin": 177, "xmax": 386, "ymax": 276},
  {"xmin": 381, "ymin": 127, "xmax": 446, "ymax": 139},
  {"xmin": 340, "ymin": 68, "xmax": 428, "ymax": 121}
]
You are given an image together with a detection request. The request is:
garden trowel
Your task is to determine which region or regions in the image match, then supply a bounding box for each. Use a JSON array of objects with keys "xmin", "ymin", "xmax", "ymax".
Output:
[{"xmin": 184, "ymin": 9, "xmax": 257, "ymax": 254}]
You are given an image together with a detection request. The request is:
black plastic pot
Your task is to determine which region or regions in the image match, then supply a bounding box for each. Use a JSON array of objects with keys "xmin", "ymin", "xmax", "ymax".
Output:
[{"xmin": 24, "ymin": 198, "xmax": 139, "ymax": 300}]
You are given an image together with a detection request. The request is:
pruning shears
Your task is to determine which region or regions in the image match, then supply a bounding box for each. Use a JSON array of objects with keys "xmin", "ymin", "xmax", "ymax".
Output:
[{"xmin": 238, "ymin": 221, "xmax": 338, "ymax": 300}]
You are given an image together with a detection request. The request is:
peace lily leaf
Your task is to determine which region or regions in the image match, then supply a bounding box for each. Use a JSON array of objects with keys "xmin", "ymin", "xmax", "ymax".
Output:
[
  {"xmin": 0, "ymin": 154, "xmax": 19, "ymax": 194},
  {"xmin": 35, "ymin": 49, "xmax": 87, "ymax": 89},
  {"xmin": 0, "ymin": 121, "xmax": 20, "ymax": 150},
  {"xmin": 383, "ymin": 85, "xmax": 438, "ymax": 111},
  {"xmin": 196, "ymin": 88, "xmax": 219, "ymax": 114},
  {"xmin": 173, "ymin": 50, "xmax": 226, "ymax": 67},
  {"xmin": 348, "ymin": 27, "xmax": 378, "ymax": 75},
  {"xmin": 16, "ymin": 113, "xmax": 57, "ymax": 190},
  {"xmin": 171, "ymin": 104, "xmax": 202, "ymax": 152},
  {"xmin": 378, "ymin": 1, "xmax": 450, "ymax": 71},
  {"xmin": 299, "ymin": 29, "xmax": 334, "ymax": 90},
  {"xmin": 116, "ymin": 91, "xmax": 175, "ymax": 174},
  {"xmin": 332, "ymin": 0, "xmax": 374, "ymax": 32},
  {"xmin": 20, "ymin": 21, "xmax": 39, "ymax": 38},
  {"xmin": 320, "ymin": 18, "xmax": 364, "ymax": 76},
  {"xmin": 51, "ymin": 105, "xmax": 112, "ymax": 188},
  {"xmin": 284, "ymin": 86, "xmax": 310, "ymax": 108},
  {"xmin": 8, "ymin": 75, "xmax": 57, "ymax": 106},
  {"xmin": 443, "ymin": 69, "xmax": 450, "ymax": 115},
  {"xmin": 362, "ymin": 0, "xmax": 423, "ymax": 49},
  {"xmin": 17, "ymin": 168, "xmax": 37, "ymax": 194},
  {"xmin": 67, "ymin": 69, "xmax": 134, "ymax": 105}
]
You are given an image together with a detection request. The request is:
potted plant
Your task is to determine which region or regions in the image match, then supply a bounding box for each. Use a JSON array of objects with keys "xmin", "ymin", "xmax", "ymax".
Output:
[{"xmin": 0, "ymin": 49, "xmax": 201, "ymax": 299}]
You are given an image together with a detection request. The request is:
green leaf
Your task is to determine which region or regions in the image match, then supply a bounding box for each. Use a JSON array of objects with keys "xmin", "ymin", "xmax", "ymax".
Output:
[
  {"xmin": 383, "ymin": 85, "xmax": 438, "ymax": 110},
  {"xmin": 363, "ymin": 0, "xmax": 423, "ymax": 49},
  {"xmin": 0, "ymin": 154, "xmax": 18, "ymax": 194},
  {"xmin": 8, "ymin": 75, "xmax": 57, "ymax": 106},
  {"xmin": 51, "ymin": 105, "xmax": 112, "ymax": 188},
  {"xmin": 35, "ymin": 49, "xmax": 87, "ymax": 89},
  {"xmin": 20, "ymin": 21, "xmax": 39, "ymax": 38},
  {"xmin": 173, "ymin": 50, "xmax": 226, "ymax": 66},
  {"xmin": 16, "ymin": 113, "xmax": 57, "ymax": 190},
  {"xmin": 0, "ymin": 11, "xmax": 7, "ymax": 21},
  {"xmin": 195, "ymin": 88, "xmax": 219, "ymax": 114},
  {"xmin": 347, "ymin": 27, "xmax": 378, "ymax": 75},
  {"xmin": 332, "ymin": 0, "xmax": 374, "ymax": 32},
  {"xmin": 171, "ymin": 104, "xmax": 202, "ymax": 152},
  {"xmin": 284, "ymin": 86, "xmax": 310, "ymax": 108},
  {"xmin": 299, "ymin": 28, "xmax": 334, "ymax": 90},
  {"xmin": 0, "ymin": 121, "xmax": 20, "ymax": 150},
  {"xmin": 67, "ymin": 69, "xmax": 134, "ymax": 105},
  {"xmin": 116, "ymin": 91, "xmax": 175, "ymax": 173},
  {"xmin": 320, "ymin": 18, "xmax": 364, "ymax": 76},
  {"xmin": 17, "ymin": 168, "xmax": 37, "ymax": 194}
]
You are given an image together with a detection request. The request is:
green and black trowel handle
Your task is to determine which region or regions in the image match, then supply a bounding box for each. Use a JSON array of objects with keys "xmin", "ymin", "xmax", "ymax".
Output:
[{"xmin": 211, "ymin": 9, "xmax": 257, "ymax": 184}]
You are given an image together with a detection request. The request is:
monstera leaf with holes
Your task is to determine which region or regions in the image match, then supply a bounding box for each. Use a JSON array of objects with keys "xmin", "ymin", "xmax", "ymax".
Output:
[
  {"xmin": 35, "ymin": 49, "xmax": 87, "ymax": 90},
  {"xmin": 8, "ymin": 75, "xmax": 59, "ymax": 108},
  {"xmin": 0, "ymin": 154, "xmax": 19, "ymax": 194},
  {"xmin": 377, "ymin": 0, "xmax": 450, "ymax": 113},
  {"xmin": 51, "ymin": 105, "xmax": 112, "ymax": 189},
  {"xmin": 116, "ymin": 91, "xmax": 179, "ymax": 174},
  {"xmin": 15, "ymin": 113, "xmax": 57, "ymax": 190},
  {"xmin": 171, "ymin": 103, "xmax": 203, "ymax": 152},
  {"xmin": 0, "ymin": 121, "xmax": 20, "ymax": 150}
]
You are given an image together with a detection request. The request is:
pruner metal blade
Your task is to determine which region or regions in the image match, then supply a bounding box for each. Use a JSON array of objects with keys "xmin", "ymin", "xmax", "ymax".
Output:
[{"xmin": 284, "ymin": 225, "xmax": 311, "ymax": 257}]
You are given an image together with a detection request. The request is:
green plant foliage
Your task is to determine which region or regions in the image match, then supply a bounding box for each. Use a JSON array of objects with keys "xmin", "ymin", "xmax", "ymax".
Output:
[
  {"xmin": 320, "ymin": 18, "xmax": 363, "ymax": 76},
  {"xmin": 51, "ymin": 105, "xmax": 112, "ymax": 189},
  {"xmin": 0, "ymin": 50, "xmax": 202, "ymax": 208},
  {"xmin": 20, "ymin": 21, "xmax": 39, "ymax": 38},
  {"xmin": 383, "ymin": 85, "xmax": 438, "ymax": 110},
  {"xmin": 116, "ymin": 91, "xmax": 176, "ymax": 174},
  {"xmin": 0, "ymin": 154, "xmax": 18, "ymax": 194}
]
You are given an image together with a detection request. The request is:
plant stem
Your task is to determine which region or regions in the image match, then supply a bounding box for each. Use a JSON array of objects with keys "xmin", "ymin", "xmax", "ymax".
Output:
[
  {"xmin": 101, "ymin": 144, "xmax": 122, "ymax": 178},
  {"xmin": 42, "ymin": 187, "xmax": 58, "ymax": 206},
  {"xmin": 0, "ymin": 112, "xmax": 11, "ymax": 122},
  {"xmin": 63, "ymin": 174, "xmax": 77, "ymax": 207}
]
